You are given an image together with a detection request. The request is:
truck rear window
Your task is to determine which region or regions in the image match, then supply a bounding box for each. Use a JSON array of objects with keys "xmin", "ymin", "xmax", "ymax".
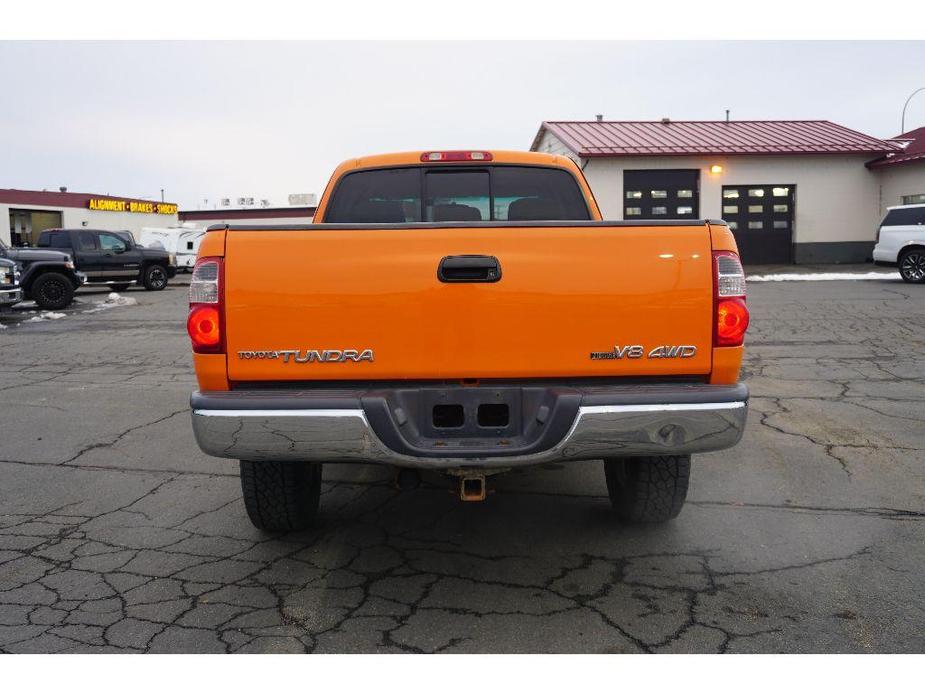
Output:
[
  {"xmin": 324, "ymin": 166, "xmax": 591, "ymax": 223},
  {"xmin": 37, "ymin": 231, "xmax": 70, "ymax": 249}
]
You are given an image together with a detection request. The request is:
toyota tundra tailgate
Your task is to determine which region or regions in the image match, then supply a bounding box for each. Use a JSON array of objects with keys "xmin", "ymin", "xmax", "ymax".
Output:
[{"xmin": 223, "ymin": 222, "xmax": 714, "ymax": 382}]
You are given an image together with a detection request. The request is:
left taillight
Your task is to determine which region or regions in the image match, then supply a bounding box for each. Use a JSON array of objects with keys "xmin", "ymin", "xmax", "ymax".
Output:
[
  {"xmin": 713, "ymin": 251, "xmax": 749, "ymax": 347},
  {"xmin": 187, "ymin": 257, "xmax": 224, "ymax": 354}
]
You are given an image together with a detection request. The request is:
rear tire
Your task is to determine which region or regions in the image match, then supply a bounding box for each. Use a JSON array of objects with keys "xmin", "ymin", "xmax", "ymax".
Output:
[
  {"xmin": 240, "ymin": 460, "xmax": 322, "ymax": 531},
  {"xmin": 603, "ymin": 455, "xmax": 691, "ymax": 523},
  {"xmin": 142, "ymin": 264, "xmax": 168, "ymax": 291},
  {"xmin": 898, "ymin": 249, "xmax": 925, "ymax": 283},
  {"xmin": 31, "ymin": 272, "xmax": 75, "ymax": 310}
]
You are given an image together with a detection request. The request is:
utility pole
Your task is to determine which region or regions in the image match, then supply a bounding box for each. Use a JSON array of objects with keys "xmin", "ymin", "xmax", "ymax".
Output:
[{"xmin": 160, "ymin": 188, "xmax": 165, "ymax": 202}]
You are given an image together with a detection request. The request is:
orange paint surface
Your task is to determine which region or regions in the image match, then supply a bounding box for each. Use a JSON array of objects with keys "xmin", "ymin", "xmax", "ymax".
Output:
[{"xmin": 191, "ymin": 153, "xmax": 747, "ymax": 387}]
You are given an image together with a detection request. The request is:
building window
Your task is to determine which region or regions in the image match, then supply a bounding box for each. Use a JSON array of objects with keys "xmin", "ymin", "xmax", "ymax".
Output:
[
  {"xmin": 772, "ymin": 187, "xmax": 790, "ymax": 197},
  {"xmin": 727, "ymin": 221, "xmax": 738, "ymax": 230},
  {"xmin": 625, "ymin": 207, "xmax": 642, "ymax": 216},
  {"xmin": 901, "ymin": 193, "xmax": 925, "ymax": 205},
  {"xmin": 773, "ymin": 204, "xmax": 788, "ymax": 213},
  {"xmin": 652, "ymin": 206, "xmax": 667, "ymax": 215},
  {"xmin": 723, "ymin": 189, "xmax": 740, "ymax": 199},
  {"xmin": 748, "ymin": 221, "xmax": 763, "ymax": 229},
  {"xmin": 723, "ymin": 205, "xmax": 738, "ymax": 214},
  {"xmin": 677, "ymin": 190, "xmax": 693, "ymax": 198},
  {"xmin": 773, "ymin": 221, "xmax": 789, "ymax": 229},
  {"xmin": 626, "ymin": 191, "xmax": 643, "ymax": 199},
  {"xmin": 677, "ymin": 206, "xmax": 693, "ymax": 215},
  {"xmin": 651, "ymin": 190, "xmax": 668, "ymax": 199},
  {"xmin": 748, "ymin": 205, "xmax": 763, "ymax": 213},
  {"xmin": 748, "ymin": 188, "xmax": 765, "ymax": 197}
]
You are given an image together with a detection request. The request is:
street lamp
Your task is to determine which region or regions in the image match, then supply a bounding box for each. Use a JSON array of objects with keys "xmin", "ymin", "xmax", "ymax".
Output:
[{"xmin": 901, "ymin": 87, "xmax": 925, "ymax": 134}]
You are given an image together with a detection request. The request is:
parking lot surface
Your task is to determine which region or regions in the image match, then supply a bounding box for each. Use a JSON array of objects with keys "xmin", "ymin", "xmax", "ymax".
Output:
[{"xmin": 0, "ymin": 276, "xmax": 923, "ymax": 653}]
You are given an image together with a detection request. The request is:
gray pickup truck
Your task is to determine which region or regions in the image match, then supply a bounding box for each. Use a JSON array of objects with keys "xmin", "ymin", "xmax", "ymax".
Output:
[
  {"xmin": 0, "ymin": 257, "xmax": 22, "ymax": 311},
  {"xmin": 0, "ymin": 236, "xmax": 86, "ymax": 310}
]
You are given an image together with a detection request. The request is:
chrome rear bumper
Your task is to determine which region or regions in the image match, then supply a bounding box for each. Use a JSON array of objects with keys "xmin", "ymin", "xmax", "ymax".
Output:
[{"xmin": 191, "ymin": 384, "xmax": 748, "ymax": 469}]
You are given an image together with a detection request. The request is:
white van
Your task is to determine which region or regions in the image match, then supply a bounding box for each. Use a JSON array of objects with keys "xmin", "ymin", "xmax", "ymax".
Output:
[{"xmin": 138, "ymin": 224, "xmax": 206, "ymax": 271}]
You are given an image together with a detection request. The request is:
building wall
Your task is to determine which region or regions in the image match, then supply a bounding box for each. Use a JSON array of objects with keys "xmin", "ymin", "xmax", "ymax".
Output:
[
  {"xmin": 2, "ymin": 202, "xmax": 178, "ymax": 245},
  {"xmin": 877, "ymin": 162, "xmax": 925, "ymax": 214},
  {"xmin": 534, "ymin": 130, "xmax": 580, "ymax": 161},
  {"xmin": 536, "ymin": 132, "xmax": 883, "ymax": 263}
]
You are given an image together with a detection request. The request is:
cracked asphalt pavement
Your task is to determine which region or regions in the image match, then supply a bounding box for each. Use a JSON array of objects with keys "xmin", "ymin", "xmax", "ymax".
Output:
[{"xmin": 0, "ymin": 277, "xmax": 923, "ymax": 653}]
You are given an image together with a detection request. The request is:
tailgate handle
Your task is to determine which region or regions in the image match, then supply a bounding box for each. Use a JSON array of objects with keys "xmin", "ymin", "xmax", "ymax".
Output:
[{"xmin": 438, "ymin": 255, "xmax": 501, "ymax": 283}]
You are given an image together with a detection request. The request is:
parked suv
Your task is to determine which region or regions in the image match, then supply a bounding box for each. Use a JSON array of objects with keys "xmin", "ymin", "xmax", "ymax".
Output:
[
  {"xmin": 873, "ymin": 203, "xmax": 925, "ymax": 283},
  {"xmin": 37, "ymin": 228, "xmax": 176, "ymax": 292},
  {"xmin": 0, "ymin": 257, "xmax": 22, "ymax": 311},
  {"xmin": 0, "ymin": 236, "xmax": 86, "ymax": 310}
]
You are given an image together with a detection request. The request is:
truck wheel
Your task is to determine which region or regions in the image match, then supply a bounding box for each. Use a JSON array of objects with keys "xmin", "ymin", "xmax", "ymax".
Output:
[
  {"xmin": 240, "ymin": 460, "xmax": 322, "ymax": 531},
  {"xmin": 31, "ymin": 272, "xmax": 75, "ymax": 310},
  {"xmin": 898, "ymin": 249, "xmax": 925, "ymax": 283},
  {"xmin": 603, "ymin": 455, "xmax": 691, "ymax": 523},
  {"xmin": 110, "ymin": 283, "xmax": 132, "ymax": 292},
  {"xmin": 142, "ymin": 265, "xmax": 169, "ymax": 291}
]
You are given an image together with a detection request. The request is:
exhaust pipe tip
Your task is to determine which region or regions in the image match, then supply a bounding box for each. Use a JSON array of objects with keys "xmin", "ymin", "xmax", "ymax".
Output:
[{"xmin": 395, "ymin": 467, "xmax": 422, "ymax": 491}]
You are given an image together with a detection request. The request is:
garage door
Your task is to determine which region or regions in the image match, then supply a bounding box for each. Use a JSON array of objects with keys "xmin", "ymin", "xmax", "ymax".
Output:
[
  {"xmin": 624, "ymin": 170, "xmax": 699, "ymax": 220},
  {"xmin": 721, "ymin": 185, "xmax": 795, "ymax": 264}
]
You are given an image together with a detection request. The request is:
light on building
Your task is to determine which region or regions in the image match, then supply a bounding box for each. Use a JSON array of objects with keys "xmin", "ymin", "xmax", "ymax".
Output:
[{"xmin": 710, "ymin": 164, "xmax": 724, "ymax": 174}]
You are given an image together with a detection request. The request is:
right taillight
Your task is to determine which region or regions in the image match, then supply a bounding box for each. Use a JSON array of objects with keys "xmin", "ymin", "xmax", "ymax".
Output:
[
  {"xmin": 188, "ymin": 257, "xmax": 224, "ymax": 354},
  {"xmin": 713, "ymin": 251, "xmax": 749, "ymax": 347}
]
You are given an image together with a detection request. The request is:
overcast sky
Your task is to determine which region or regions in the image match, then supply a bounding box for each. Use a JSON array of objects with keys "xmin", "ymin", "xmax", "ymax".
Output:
[{"xmin": 1, "ymin": 41, "xmax": 924, "ymax": 209}]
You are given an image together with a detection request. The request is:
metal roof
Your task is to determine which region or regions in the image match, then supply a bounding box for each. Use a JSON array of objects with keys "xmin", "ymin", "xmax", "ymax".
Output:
[
  {"xmin": 0, "ymin": 188, "xmax": 176, "ymax": 208},
  {"xmin": 866, "ymin": 126, "xmax": 925, "ymax": 168},
  {"xmin": 531, "ymin": 120, "xmax": 901, "ymax": 158}
]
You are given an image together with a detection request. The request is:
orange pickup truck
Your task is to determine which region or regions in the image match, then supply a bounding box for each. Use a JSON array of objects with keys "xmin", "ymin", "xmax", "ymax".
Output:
[{"xmin": 188, "ymin": 150, "xmax": 749, "ymax": 531}]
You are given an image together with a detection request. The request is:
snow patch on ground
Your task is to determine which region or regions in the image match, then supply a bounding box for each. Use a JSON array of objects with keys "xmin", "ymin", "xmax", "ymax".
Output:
[
  {"xmin": 748, "ymin": 271, "xmax": 901, "ymax": 282},
  {"xmin": 82, "ymin": 292, "xmax": 139, "ymax": 313},
  {"xmin": 26, "ymin": 311, "xmax": 67, "ymax": 322}
]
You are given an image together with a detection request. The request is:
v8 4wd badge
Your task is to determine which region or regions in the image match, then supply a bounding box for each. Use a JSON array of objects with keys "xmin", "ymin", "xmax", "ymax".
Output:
[{"xmin": 590, "ymin": 345, "xmax": 697, "ymax": 360}]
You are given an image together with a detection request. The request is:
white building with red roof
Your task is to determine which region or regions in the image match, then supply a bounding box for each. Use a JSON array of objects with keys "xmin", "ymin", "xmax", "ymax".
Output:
[
  {"xmin": 1, "ymin": 189, "xmax": 179, "ymax": 247},
  {"xmin": 867, "ymin": 126, "xmax": 925, "ymax": 212},
  {"xmin": 531, "ymin": 119, "xmax": 912, "ymax": 264}
]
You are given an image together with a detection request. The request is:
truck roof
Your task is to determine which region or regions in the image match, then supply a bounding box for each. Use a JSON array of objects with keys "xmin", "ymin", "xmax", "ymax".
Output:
[
  {"xmin": 315, "ymin": 151, "xmax": 589, "ymax": 222},
  {"xmin": 339, "ymin": 150, "xmax": 570, "ymax": 171}
]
